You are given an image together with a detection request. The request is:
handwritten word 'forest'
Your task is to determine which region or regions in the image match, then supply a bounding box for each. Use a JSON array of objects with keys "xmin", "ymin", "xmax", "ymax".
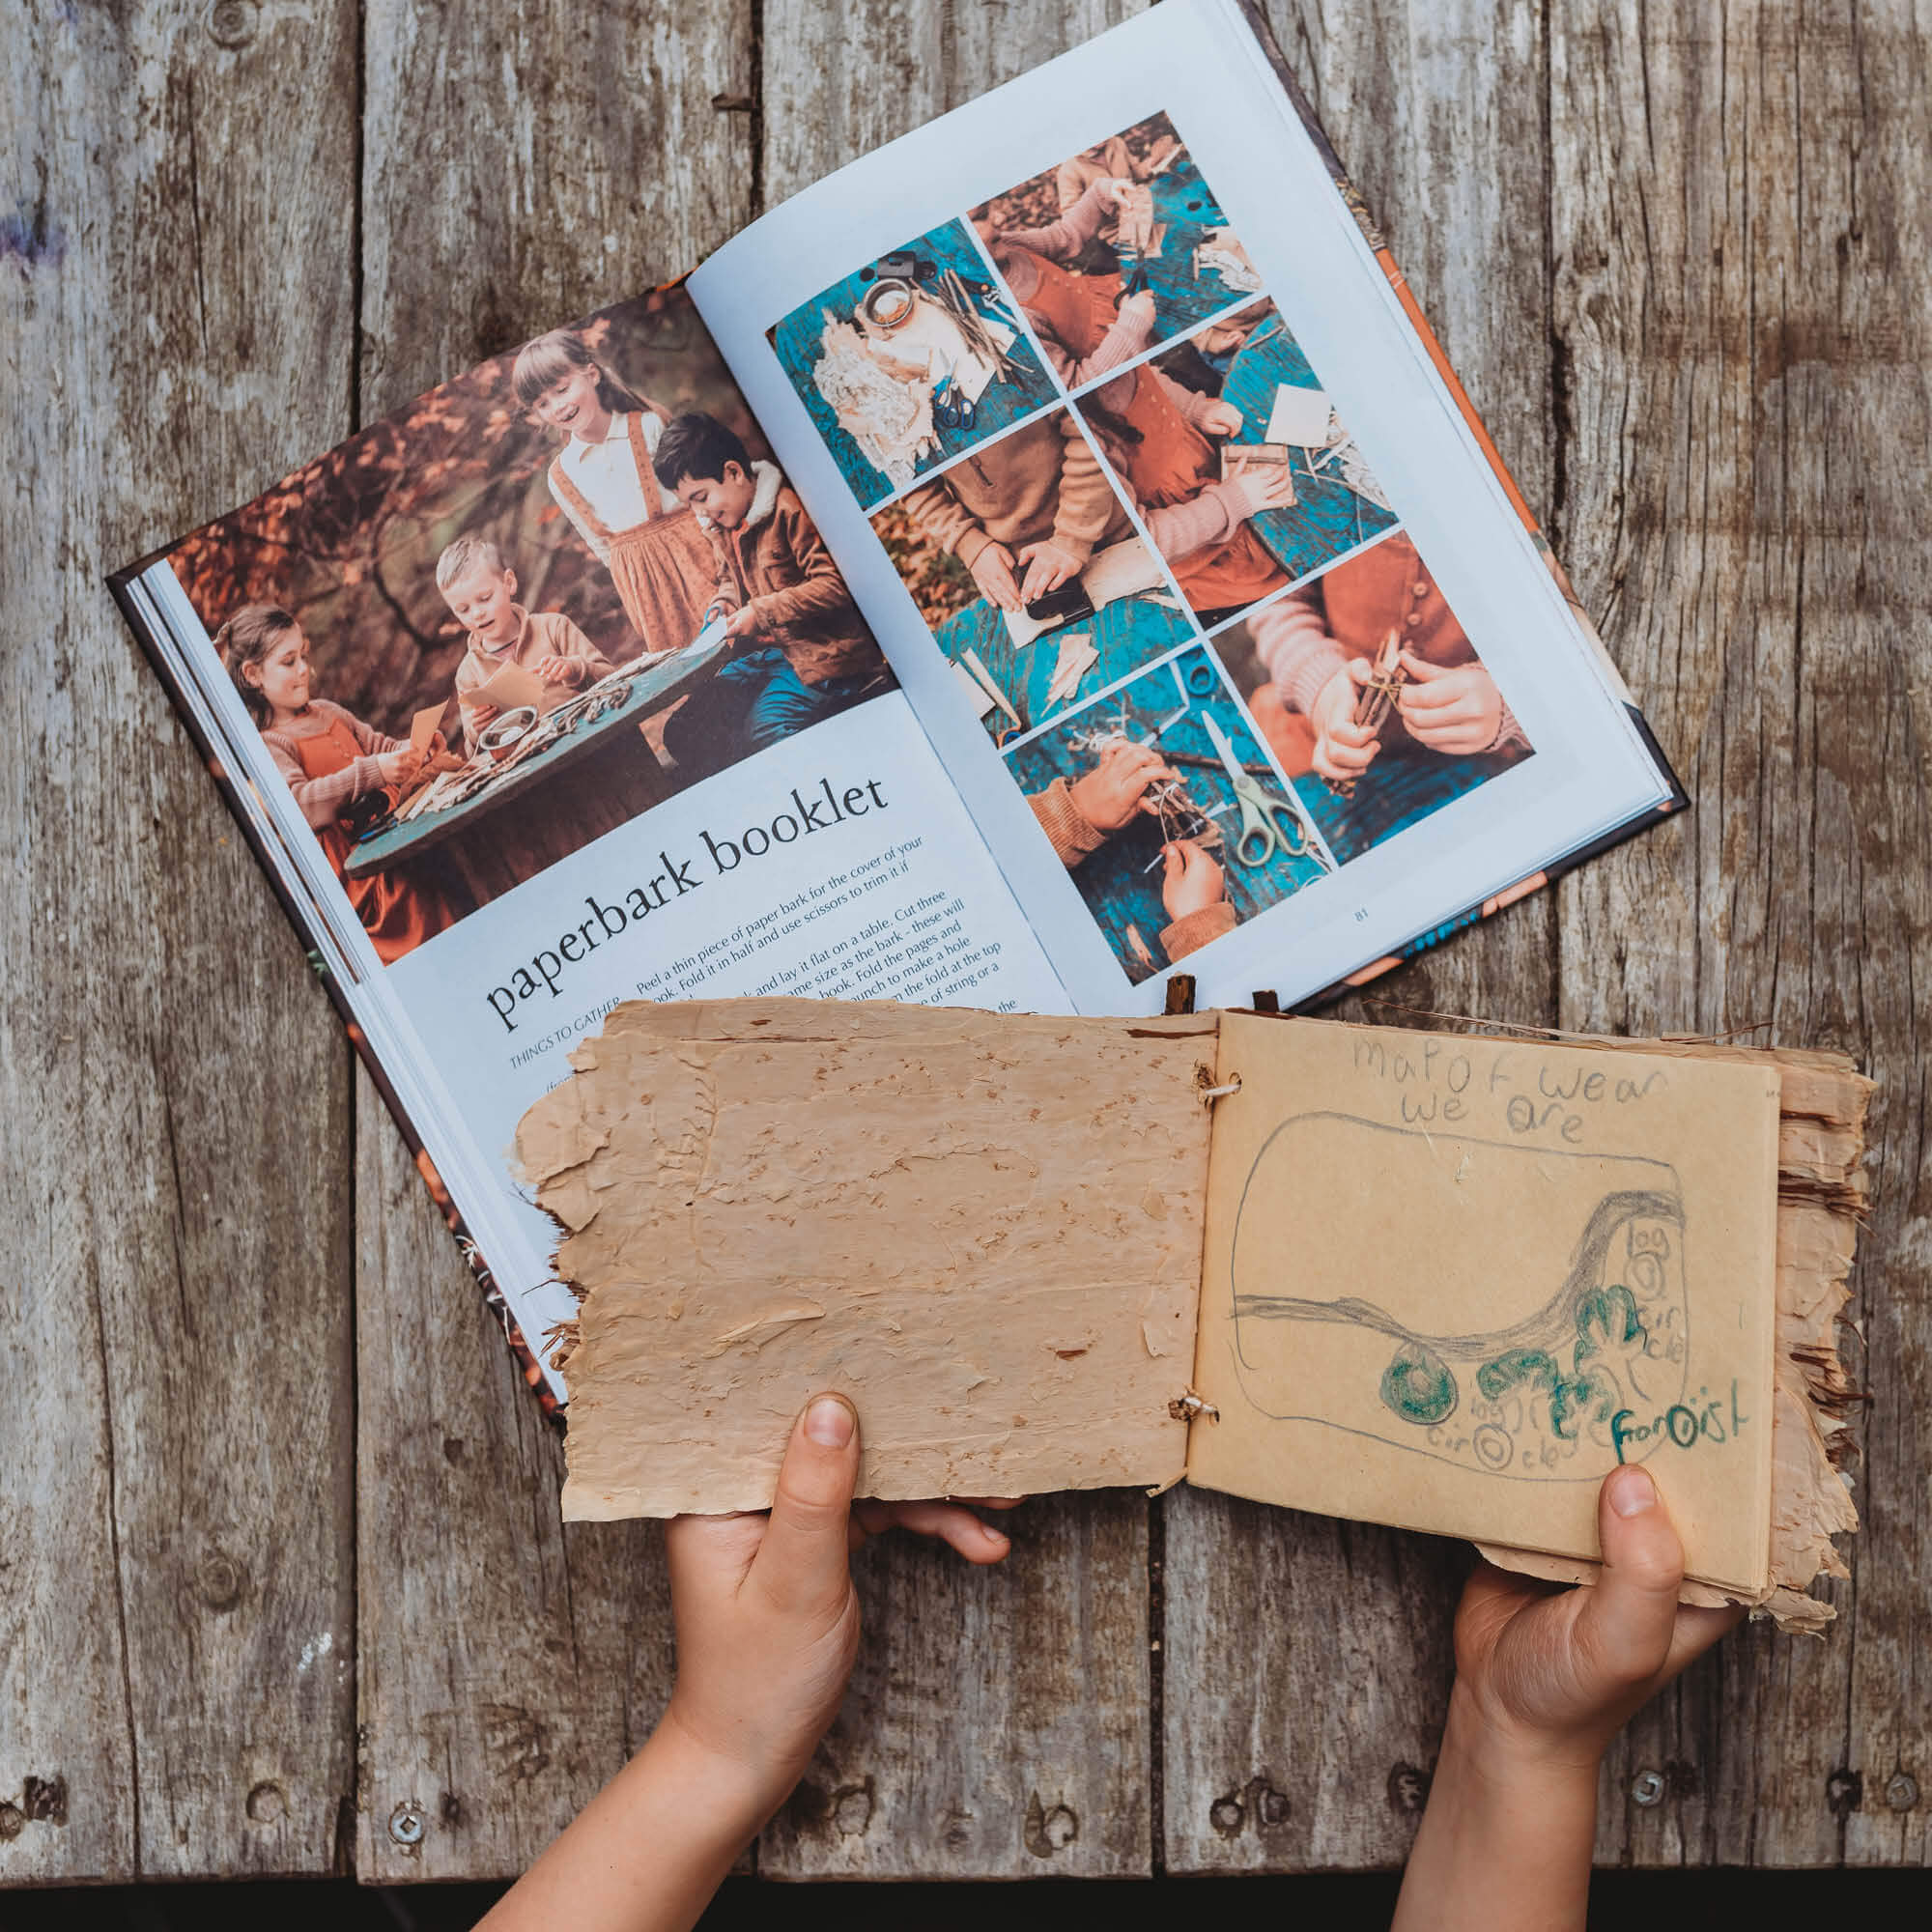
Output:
[
  {"xmin": 1350, "ymin": 1037, "xmax": 1667, "ymax": 1143},
  {"xmin": 483, "ymin": 776, "xmax": 891, "ymax": 1032}
]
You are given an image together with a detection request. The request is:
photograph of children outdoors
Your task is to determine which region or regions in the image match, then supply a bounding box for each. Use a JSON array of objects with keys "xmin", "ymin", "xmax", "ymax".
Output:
[
  {"xmin": 972, "ymin": 111, "xmax": 1264, "ymax": 392},
  {"xmin": 769, "ymin": 217, "xmax": 1059, "ymax": 506},
  {"xmin": 168, "ymin": 288, "xmax": 893, "ymax": 955},
  {"xmin": 1215, "ymin": 530, "xmax": 1534, "ymax": 864},
  {"xmin": 1070, "ymin": 297, "xmax": 1400, "ymax": 625},
  {"xmin": 868, "ymin": 404, "xmax": 1197, "ymax": 742},
  {"xmin": 1005, "ymin": 642, "xmax": 1333, "ymax": 982}
]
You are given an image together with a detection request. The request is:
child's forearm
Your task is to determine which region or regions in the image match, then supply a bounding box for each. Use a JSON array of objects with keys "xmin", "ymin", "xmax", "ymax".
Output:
[
  {"xmin": 1391, "ymin": 1686, "xmax": 1597, "ymax": 1932},
  {"xmin": 477, "ymin": 1717, "xmax": 771, "ymax": 1932}
]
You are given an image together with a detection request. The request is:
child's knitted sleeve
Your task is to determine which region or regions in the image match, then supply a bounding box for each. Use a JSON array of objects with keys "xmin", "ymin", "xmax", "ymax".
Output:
[
  {"xmin": 1040, "ymin": 299, "xmax": 1153, "ymax": 389},
  {"xmin": 1045, "ymin": 416, "xmax": 1117, "ymax": 560},
  {"xmin": 899, "ymin": 476, "xmax": 991, "ymax": 568},
  {"xmin": 264, "ymin": 710, "xmax": 391, "ymax": 830},
  {"xmin": 997, "ymin": 177, "xmax": 1115, "ymax": 263},
  {"xmin": 1248, "ymin": 587, "xmax": 1351, "ymax": 718},
  {"xmin": 1026, "ymin": 780, "xmax": 1109, "ymax": 868},
  {"xmin": 1159, "ymin": 900, "xmax": 1238, "ymax": 961}
]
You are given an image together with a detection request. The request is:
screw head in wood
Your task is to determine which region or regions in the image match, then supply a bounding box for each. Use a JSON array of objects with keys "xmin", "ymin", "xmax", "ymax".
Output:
[
  {"xmin": 1886, "ymin": 1773, "xmax": 1918, "ymax": 1812},
  {"xmin": 1630, "ymin": 1769, "xmax": 1665, "ymax": 1806},
  {"xmin": 388, "ymin": 1804, "xmax": 426, "ymax": 1846}
]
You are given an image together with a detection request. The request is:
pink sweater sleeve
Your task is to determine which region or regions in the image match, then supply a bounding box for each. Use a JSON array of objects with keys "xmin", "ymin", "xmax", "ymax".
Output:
[
  {"xmin": 264, "ymin": 703, "xmax": 398, "ymax": 830},
  {"xmin": 1248, "ymin": 589, "xmax": 1351, "ymax": 717},
  {"xmin": 998, "ymin": 178, "xmax": 1113, "ymax": 263},
  {"xmin": 1039, "ymin": 302, "xmax": 1154, "ymax": 390}
]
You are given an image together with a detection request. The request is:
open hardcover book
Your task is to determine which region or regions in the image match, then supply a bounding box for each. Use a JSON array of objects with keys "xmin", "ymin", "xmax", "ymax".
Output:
[
  {"xmin": 112, "ymin": 0, "xmax": 1683, "ymax": 1415},
  {"xmin": 519, "ymin": 1003, "xmax": 1868, "ymax": 1630}
]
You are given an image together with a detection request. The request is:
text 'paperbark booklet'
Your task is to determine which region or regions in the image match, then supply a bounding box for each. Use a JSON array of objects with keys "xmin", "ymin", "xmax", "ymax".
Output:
[
  {"xmin": 519, "ymin": 1005, "xmax": 1867, "ymax": 1630},
  {"xmin": 113, "ymin": 0, "xmax": 1685, "ymax": 1414}
]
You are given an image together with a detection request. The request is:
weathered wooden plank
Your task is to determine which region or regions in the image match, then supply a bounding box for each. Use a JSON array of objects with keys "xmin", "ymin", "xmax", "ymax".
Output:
[
  {"xmin": 1549, "ymin": 0, "xmax": 1932, "ymax": 1868},
  {"xmin": 1161, "ymin": 0, "xmax": 1561, "ymax": 1874},
  {"xmin": 352, "ymin": 1080, "xmax": 676, "ymax": 1882},
  {"xmin": 753, "ymin": 0, "xmax": 1156, "ymax": 1880},
  {"xmin": 0, "ymin": 0, "xmax": 359, "ymax": 1885},
  {"xmin": 352, "ymin": 0, "xmax": 753, "ymax": 1883}
]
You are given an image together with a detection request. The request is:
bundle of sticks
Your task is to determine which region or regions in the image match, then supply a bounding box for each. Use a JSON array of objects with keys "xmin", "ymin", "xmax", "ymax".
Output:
[{"xmin": 1327, "ymin": 628, "xmax": 1408, "ymax": 801}]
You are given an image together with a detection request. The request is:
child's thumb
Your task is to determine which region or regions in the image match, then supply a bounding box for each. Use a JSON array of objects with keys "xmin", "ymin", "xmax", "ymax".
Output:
[
  {"xmin": 1577, "ymin": 1464, "xmax": 1685, "ymax": 1689},
  {"xmin": 754, "ymin": 1395, "xmax": 862, "ymax": 1612}
]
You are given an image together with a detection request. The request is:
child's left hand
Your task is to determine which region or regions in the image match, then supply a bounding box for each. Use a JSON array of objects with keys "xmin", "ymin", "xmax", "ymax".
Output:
[
  {"xmin": 1396, "ymin": 653, "xmax": 1503, "ymax": 753},
  {"xmin": 533, "ymin": 653, "xmax": 585, "ymax": 686},
  {"xmin": 663, "ymin": 1396, "xmax": 1014, "ymax": 1830}
]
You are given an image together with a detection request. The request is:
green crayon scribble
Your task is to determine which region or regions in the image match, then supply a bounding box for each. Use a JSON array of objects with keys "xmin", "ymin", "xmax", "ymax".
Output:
[{"xmin": 1381, "ymin": 1344, "xmax": 1458, "ymax": 1427}]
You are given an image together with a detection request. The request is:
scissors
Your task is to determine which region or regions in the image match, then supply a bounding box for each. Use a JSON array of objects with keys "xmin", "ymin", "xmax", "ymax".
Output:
[
  {"xmin": 931, "ymin": 358, "xmax": 977, "ymax": 433},
  {"xmin": 1201, "ymin": 711, "xmax": 1318, "ymax": 867}
]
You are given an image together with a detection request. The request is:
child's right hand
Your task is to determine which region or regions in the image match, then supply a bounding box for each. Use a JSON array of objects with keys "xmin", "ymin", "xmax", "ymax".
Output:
[
  {"xmin": 1067, "ymin": 739, "xmax": 1177, "ymax": 832},
  {"xmin": 1160, "ymin": 838, "xmax": 1225, "ymax": 921},
  {"xmin": 969, "ymin": 541, "xmax": 1024, "ymax": 611},
  {"xmin": 1231, "ymin": 456, "xmax": 1297, "ymax": 518},
  {"xmin": 1306, "ymin": 660, "xmax": 1380, "ymax": 782},
  {"xmin": 1447, "ymin": 1464, "xmax": 1742, "ymax": 1776},
  {"xmin": 1117, "ymin": 289, "xmax": 1157, "ymax": 338},
  {"xmin": 377, "ymin": 745, "xmax": 426, "ymax": 786}
]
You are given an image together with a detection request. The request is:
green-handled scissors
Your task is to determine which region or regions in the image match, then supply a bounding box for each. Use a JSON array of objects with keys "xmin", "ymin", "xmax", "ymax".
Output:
[{"xmin": 1201, "ymin": 711, "xmax": 1321, "ymax": 868}]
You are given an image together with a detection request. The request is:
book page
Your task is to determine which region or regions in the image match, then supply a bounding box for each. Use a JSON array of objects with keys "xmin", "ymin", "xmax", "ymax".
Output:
[
  {"xmin": 687, "ymin": 0, "xmax": 1673, "ymax": 1021},
  {"xmin": 515, "ymin": 1002, "xmax": 1215, "ymax": 1517},
  {"xmin": 1186, "ymin": 1016, "xmax": 1782, "ymax": 1595},
  {"xmin": 126, "ymin": 279, "xmax": 1072, "ymax": 1405}
]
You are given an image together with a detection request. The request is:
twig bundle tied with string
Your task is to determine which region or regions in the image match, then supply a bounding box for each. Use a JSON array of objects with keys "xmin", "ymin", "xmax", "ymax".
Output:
[{"xmin": 1327, "ymin": 627, "xmax": 1409, "ymax": 800}]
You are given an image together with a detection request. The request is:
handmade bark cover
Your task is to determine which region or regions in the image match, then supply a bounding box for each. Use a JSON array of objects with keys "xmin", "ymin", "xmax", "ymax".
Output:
[{"xmin": 515, "ymin": 1000, "xmax": 1216, "ymax": 1517}]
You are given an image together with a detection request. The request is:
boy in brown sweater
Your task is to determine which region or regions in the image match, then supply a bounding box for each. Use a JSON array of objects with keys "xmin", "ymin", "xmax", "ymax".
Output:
[
  {"xmin": 898, "ymin": 410, "xmax": 1132, "ymax": 611},
  {"xmin": 654, "ymin": 413, "xmax": 889, "ymax": 750},
  {"xmin": 438, "ymin": 534, "xmax": 614, "ymax": 751}
]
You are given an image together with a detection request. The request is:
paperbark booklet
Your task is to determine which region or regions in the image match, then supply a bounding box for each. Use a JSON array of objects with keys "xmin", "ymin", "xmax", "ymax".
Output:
[
  {"xmin": 518, "ymin": 1003, "xmax": 1867, "ymax": 1628},
  {"xmin": 112, "ymin": 0, "xmax": 1683, "ymax": 1413}
]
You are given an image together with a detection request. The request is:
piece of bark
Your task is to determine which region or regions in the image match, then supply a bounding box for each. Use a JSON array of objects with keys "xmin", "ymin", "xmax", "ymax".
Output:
[
  {"xmin": 517, "ymin": 1000, "xmax": 1217, "ymax": 1518},
  {"xmin": 1479, "ymin": 1043, "xmax": 1870, "ymax": 1632}
]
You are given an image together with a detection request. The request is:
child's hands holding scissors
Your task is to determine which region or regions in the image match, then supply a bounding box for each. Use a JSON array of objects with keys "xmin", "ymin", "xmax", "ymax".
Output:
[{"xmin": 1396, "ymin": 653, "xmax": 1503, "ymax": 753}]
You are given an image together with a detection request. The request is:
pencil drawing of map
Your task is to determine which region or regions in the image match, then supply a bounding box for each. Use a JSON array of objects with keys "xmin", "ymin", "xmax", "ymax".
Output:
[{"xmin": 1227, "ymin": 1113, "xmax": 1690, "ymax": 1482}]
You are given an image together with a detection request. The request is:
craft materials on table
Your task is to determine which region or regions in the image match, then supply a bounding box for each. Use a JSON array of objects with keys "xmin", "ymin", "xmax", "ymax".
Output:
[
  {"xmin": 959, "ymin": 645, "xmax": 1021, "ymax": 735},
  {"xmin": 1193, "ymin": 226, "xmax": 1264, "ymax": 294},
  {"xmin": 1201, "ymin": 709, "xmax": 1326, "ymax": 868},
  {"xmin": 1001, "ymin": 534, "xmax": 1167, "ymax": 649},
  {"xmin": 1045, "ymin": 632, "xmax": 1099, "ymax": 707}
]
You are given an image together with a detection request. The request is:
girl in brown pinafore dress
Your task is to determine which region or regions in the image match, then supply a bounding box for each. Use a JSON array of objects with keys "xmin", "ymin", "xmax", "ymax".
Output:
[
  {"xmin": 218, "ymin": 604, "xmax": 458, "ymax": 965},
  {"xmin": 510, "ymin": 330, "xmax": 718, "ymax": 655}
]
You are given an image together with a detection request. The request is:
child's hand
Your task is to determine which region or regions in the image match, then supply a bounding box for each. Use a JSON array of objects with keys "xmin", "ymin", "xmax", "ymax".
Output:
[
  {"xmin": 1117, "ymin": 289, "xmax": 1157, "ymax": 338},
  {"xmin": 969, "ymin": 541, "xmax": 1024, "ymax": 611},
  {"xmin": 663, "ymin": 1396, "xmax": 1011, "ymax": 1829},
  {"xmin": 1396, "ymin": 653, "xmax": 1503, "ymax": 753},
  {"xmin": 724, "ymin": 605, "xmax": 762, "ymax": 639},
  {"xmin": 532, "ymin": 653, "xmax": 585, "ymax": 686},
  {"xmin": 1448, "ymin": 1464, "xmax": 1742, "ymax": 1776},
  {"xmin": 1307, "ymin": 660, "xmax": 1380, "ymax": 782},
  {"xmin": 1231, "ymin": 457, "xmax": 1297, "ymax": 517},
  {"xmin": 1196, "ymin": 398, "xmax": 1245, "ymax": 439},
  {"xmin": 1160, "ymin": 838, "xmax": 1225, "ymax": 920},
  {"xmin": 1391, "ymin": 1466, "xmax": 1741, "ymax": 1932},
  {"xmin": 1067, "ymin": 740, "xmax": 1176, "ymax": 832},
  {"xmin": 1016, "ymin": 538, "xmax": 1083, "ymax": 605},
  {"xmin": 377, "ymin": 745, "xmax": 426, "ymax": 786}
]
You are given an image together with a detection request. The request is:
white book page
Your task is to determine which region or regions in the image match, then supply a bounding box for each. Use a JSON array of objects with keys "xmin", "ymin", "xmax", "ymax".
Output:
[{"xmin": 688, "ymin": 0, "xmax": 1671, "ymax": 1016}]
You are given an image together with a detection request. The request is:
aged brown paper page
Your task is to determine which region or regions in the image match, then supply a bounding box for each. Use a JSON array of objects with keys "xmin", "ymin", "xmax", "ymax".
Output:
[
  {"xmin": 1185, "ymin": 1015, "xmax": 1784, "ymax": 1595},
  {"xmin": 1479, "ymin": 1041, "xmax": 1870, "ymax": 1631},
  {"xmin": 516, "ymin": 1000, "xmax": 1216, "ymax": 1520}
]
